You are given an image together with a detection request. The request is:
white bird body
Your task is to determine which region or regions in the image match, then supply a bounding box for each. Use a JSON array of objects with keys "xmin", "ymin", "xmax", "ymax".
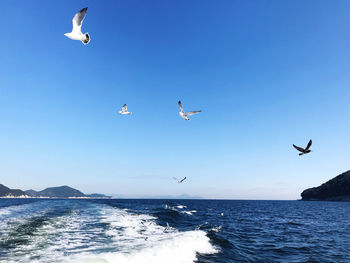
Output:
[
  {"xmin": 64, "ymin": 7, "xmax": 90, "ymax": 45},
  {"xmin": 64, "ymin": 32, "xmax": 87, "ymax": 41},
  {"xmin": 179, "ymin": 111, "xmax": 190, "ymax": 120},
  {"xmin": 119, "ymin": 111, "xmax": 132, "ymax": 115},
  {"xmin": 178, "ymin": 101, "xmax": 201, "ymax": 121},
  {"xmin": 119, "ymin": 104, "xmax": 132, "ymax": 115}
]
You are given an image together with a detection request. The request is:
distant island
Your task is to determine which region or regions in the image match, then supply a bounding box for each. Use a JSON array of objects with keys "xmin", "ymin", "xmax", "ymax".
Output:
[
  {"xmin": 0, "ymin": 184, "xmax": 111, "ymax": 199},
  {"xmin": 301, "ymin": 170, "xmax": 350, "ymax": 201},
  {"xmin": 0, "ymin": 184, "xmax": 27, "ymax": 198}
]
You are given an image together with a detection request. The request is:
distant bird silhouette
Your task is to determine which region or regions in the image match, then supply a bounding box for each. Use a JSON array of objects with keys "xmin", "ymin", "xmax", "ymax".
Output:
[
  {"xmin": 293, "ymin": 139, "xmax": 312, "ymax": 156},
  {"xmin": 64, "ymin": 7, "xmax": 90, "ymax": 45},
  {"xmin": 119, "ymin": 104, "xmax": 132, "ymax": 115},
  {"xmin": 178, "ymin": 101, "xmax": 201, "ymax": 120},
  {"xmin": 173, "ymin": 177, "xmax": 187, "ymax": 183}
]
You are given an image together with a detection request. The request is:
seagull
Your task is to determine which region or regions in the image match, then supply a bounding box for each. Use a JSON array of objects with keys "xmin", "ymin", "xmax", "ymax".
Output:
[
  {"xmin": 173, "ymin": 177, "xmax": 187, "ymax": 183},
  {"xmin": 293, "ymin": 139, "xmax": 312, "ymax": 156},
  {"xmin": 119, "ymin": 104, "xmax": 132, "ymax": 115},
  {"xmin": 178, "ymin": 101, "xmax": 201, "ymax": 120},
  {"xmin": 64, "ymin": 7, "xmax": 90, "ymax": 45}
]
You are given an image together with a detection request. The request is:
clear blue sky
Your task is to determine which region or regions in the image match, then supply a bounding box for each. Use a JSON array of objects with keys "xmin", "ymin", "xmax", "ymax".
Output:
[{"xmin": 1, "ymin": 0, "xmax": 349, "ymax": 199}]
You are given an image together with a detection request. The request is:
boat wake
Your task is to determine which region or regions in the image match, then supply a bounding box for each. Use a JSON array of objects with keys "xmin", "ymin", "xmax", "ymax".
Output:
[{"xmin": 0, "ymin": 200, "xmax": 217, "ymax": 263}]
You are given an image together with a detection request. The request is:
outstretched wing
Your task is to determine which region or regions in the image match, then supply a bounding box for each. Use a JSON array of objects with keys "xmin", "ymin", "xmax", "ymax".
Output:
[
  {"xmin": 186, "ymin": 110, "xmax": 201, "ymax": 116},
  {"xmin": 179, "ymin": 177, "xmax": 186, "ymax": 183},
  {"xmin": 122, "ymin": 104, "xmax": 127, "ymax": 112},
  {"xmin": 293, "ymin": 144, "xmax": 304, "ymax": 152},
  {"xmin": 72, "ymin": 7, "xmax": 88, "ymax": 33},
  {"xmin": 305, "ymin": 139, "xmax": 312, "ymax": 150},
  {"xmin": 178, "ymin": 101, "xmax": 184, "ymax": 113}
]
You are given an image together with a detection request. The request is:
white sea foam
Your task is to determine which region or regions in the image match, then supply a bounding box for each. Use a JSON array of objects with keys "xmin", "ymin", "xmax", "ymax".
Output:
[
  {"xmin": 2, "ymin": 202, "xmax": 110, "ymax": 263},
  {"xmin": 211, "ymin": 226, "xmax": 222, "ymax": 232},
  {"xmin": 68, "ymin": 230, "xmax": 217, "ymax": 263},
  {"xmin": 182, "ymin": 210, "xmax": 197, "ymax": 215},
  {"xmin": 0, "ymin": 201, "xmax": 52, "ymax": 245},
  {"xmin": 165, "ymin": 204, "xmax": 196, "ymax": 215},
  {"xmin": 63, "ymin": 205, "xmax": 217, "ymax": 263},
  {"xmin": 1, "ymin": 202, "xmax": 217, "ymax": 263},
  {"xmin": 0, "ymin": 201, "xmax": 39, "ymax": 218}
]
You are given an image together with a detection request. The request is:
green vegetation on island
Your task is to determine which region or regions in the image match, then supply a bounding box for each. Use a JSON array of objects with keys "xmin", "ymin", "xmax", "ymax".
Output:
[
  {"xmin": 25, "ymin": 186, "xmax": 85, "ymax": 198},
  {"xmin": 0, "ymin": 184, "xmax": 111, "ymax": 199},
  {"xmin": 301, "ymin": 170, "xmax": 350, "ymax": 201},
  {"xmin": 0, "ymin": 184, "xmax": 27, "ymax": 197}
]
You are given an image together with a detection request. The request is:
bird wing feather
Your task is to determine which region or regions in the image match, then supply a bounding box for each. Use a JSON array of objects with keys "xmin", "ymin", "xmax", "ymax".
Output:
[
  {"xmin": 178, "ymin": 101, "xmax": 184, "ymax": 113},
  {"xmin": 305, "ymin": 139, "xmax": 312, "ymax": 150},
  {"xmin": 186, "ymin": 110, "xmax": 201, "ymax": 116},
  {"xmin": 293, "ymin": 144, "xmax": 305, "ymax": 152},
  {"xmin": 179, "ymin": 177, "xmax": 186, "ymax": 183},
  {"xmin": 72, "ymin": 7, "xmax": 87, "ymax": 33}
]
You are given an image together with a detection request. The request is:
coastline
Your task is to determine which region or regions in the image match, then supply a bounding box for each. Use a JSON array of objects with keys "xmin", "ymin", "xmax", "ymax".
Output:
[{"xmin": 0, "ymin": 196, "xmax": 113, "ymax": 199}]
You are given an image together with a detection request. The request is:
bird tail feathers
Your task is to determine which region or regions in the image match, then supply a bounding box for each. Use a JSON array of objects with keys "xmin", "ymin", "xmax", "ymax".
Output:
[{"xmin": 299, "ymin": 153, "xmax": 304, "ymax": 156}]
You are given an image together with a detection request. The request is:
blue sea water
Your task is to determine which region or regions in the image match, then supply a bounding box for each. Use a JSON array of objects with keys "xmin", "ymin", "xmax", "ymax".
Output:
[{"xmin": 0, "ymin": 199, "xmax": 350, "ymax": 263}]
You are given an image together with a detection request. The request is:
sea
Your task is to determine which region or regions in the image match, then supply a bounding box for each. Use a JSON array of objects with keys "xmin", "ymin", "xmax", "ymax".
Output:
[{"xmin": 0, "ymin": 199, "xmax": 349, "ymax": 263}]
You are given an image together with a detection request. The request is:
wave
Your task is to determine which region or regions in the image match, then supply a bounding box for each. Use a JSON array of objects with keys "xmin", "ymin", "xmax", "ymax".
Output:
[
  {"xmin": 153, "ymin": 207, "xmax": 183, "ymax": 222},
  {"xmin": 182, "ymin": 210, "xmax": 197, "ymax": 215},
  {"xmin": 158, "ymin": 203, "xmax": 197, "ymax": 219},
  {"xmin": 1, "ymin": 201, "xmax": 217, "ymax": 263},
  {"xmin": 66, "ymin": 230, "xmax": 217, "ymax": 263},
  {"xmin": 75, "ymin": 205, "xmax": 218, "ymax": 263}
]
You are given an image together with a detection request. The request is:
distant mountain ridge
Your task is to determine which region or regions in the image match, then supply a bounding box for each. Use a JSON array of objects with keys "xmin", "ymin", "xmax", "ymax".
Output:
[
  {"xmin": 0, "ymin": 184, "xmax": 27, "ymax": 197},
  {"xmin": 25, "ymin": 186, "xmax": 85, "ymax": 198},
  {"xmin": 301, "ymin": 170, "xmax": 350, "ymax": 201},
  {"xmin": 25, "ymin": 189, "xmax": 38, "ymax": 196},
  {"xmin": 0, "ymin": 184, "xmax": 110, "ymax": 199}
]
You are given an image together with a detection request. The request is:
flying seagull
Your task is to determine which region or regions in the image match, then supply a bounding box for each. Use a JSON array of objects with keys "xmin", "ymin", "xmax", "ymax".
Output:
[
  {"xmin": 64, "ymin": 7, "xmax": 90, "ymax": 45},
  {"xmin": 119, "ymin": 104, "xmax": 132, "ymax": 115},
  {"xmin": 293, "ymin": 139, "xmax": 312, "ymax": 156},
  {"xmin": 173, "ymin": 177, "xmax": 187, "ymax": 183},
  {"xmin": 178, "ymin": 101, "xmax": 201, "ymax": 120}
]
